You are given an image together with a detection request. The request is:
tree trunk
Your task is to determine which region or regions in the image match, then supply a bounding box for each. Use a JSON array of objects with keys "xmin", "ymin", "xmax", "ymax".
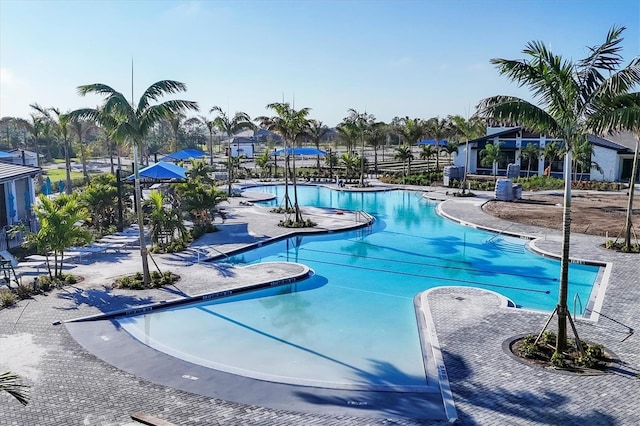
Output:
[
  {"xmin": 555, "ymin": 150, "xmax": 572, "ymax": 355},
  {"xmin": 64, "ymin": 137, "xmax": 72, "ymax": 194},
  {"xmin": 624, "ymin": 136, "xmax": 639, "ymax": 250},
  {"xmin": 133, "ymin": 144, "xmax": 151, "ymax": 286}
]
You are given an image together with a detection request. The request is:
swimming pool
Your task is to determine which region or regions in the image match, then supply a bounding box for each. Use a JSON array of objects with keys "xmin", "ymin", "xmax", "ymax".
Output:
[{"xmin": 117, "ymin": 185, "xmax": 600, "ymax": 390}]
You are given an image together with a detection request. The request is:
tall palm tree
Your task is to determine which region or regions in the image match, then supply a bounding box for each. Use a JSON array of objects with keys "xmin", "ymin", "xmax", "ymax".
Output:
[
  {"xmin": 426, "ymin": 116, "xmax": 451, "ymax": 171},
  {"xmin": 167, "ymin": 111, "xmax": 186, "ymax": 153},
  {"xmin": 520, "ymin": 143, "xmax": 540, "ymax": 177},
  {"xmin": 210, "ymin": 106, "xmax": 255, "ymax": 196},
  {"xmin": 369, "ymin": 121, "xmax": 387, "ymax": 176},
  {"xmin": 476, "ymin": 26, "xmax": 640, "ymax": 355},
  {"xmin": 307, "ymin": 119, "xmax": 329, "ymax": 171},
  {"xmin": 589, "ymin": 92, "xmax": 640, "ymax": 250},
  {"xmin": 450, "ymin": 114, "xmax": 485, "ymax": 192},
  {"xmin": 69, "ymin": 116, "xmax": 95, "ymax": 181},
  {"xmin": 198, "ymin": 114, "xmax": 216, "ymax": 164},
  {"xmin": 258, "ymin": 103, "xmax": 311, "ymax": 224},
  {"xmin": 49, "ymin": 108, "xmax": 74, "ymax": 194},
  {"xmin": 349, "ymin": 109, "xmax": 376, "ymax": 186},
  {"xmin": 74, "ymin": 80, "xmax": 198, "ymax": 286}
]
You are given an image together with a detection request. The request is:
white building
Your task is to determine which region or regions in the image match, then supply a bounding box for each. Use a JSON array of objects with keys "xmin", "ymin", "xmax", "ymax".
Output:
[{"xmin": 454, "ymin": 127, "xmax": 637, "ymax": 182}]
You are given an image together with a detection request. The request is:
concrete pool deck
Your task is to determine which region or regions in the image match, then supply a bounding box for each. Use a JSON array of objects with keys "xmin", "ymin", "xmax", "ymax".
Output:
[{"xmin": 1, "ymin": 183, "xmax": 639, "ymax": 425}]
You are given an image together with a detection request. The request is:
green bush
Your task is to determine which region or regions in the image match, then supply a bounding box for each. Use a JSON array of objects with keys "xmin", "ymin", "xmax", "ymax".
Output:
[
  {"xmin": 15, "ymin": 283, "xmax": 33, "ymax": 300},
  {"xmin": 278, "ymin": 219, "xmax": 317, "ymax": 228},
  {"xmin": 0, "ymin": 288, "xmax": 17, "ymax": 307},
  {"xmin": 540, "ymin": 331, "xmax": 557, "ymax": 346},
  {"xmin": 551, "ymin": 352, "xmax": 567, "ymax": 368}
]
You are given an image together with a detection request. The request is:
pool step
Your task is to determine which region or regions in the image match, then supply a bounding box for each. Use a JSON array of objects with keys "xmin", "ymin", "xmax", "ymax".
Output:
[{"xmin": 486, "ymin": 237, "xmax": 525, "ymax": 254}]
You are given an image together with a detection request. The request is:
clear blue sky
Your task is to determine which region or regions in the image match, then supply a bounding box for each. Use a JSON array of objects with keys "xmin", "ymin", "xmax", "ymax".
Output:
[{"xmin": 1, "ymin": 0, "xmax": 638, "ymax": 127}]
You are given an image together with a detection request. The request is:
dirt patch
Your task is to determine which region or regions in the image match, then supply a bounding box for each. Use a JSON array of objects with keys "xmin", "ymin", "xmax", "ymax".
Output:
[{"xmin": 483, "ymin": 192, "xmax": 638, "ymax": 238}]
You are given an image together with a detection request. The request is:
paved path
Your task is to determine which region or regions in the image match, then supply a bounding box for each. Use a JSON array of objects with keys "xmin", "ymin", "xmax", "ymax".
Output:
[{"xmin": 1, "ymin": 186, "xmax": 638, "ymax": 425}]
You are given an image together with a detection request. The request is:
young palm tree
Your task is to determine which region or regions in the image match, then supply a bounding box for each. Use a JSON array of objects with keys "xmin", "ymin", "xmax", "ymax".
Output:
[
  {"xmin": 69, "ymin": 116, "xmax": 95, "ymax": 181},
  {"xmin": 368, "ymin": 122, "xmax": 387, "ymax": 177},
  {"xmin": 346, "ymin": 109, "xmax": 375, "ymax": 186},
  {"xmin": 476, "ymin": 26, "xmax": 640, "ymax": 355},
  {"xmin": 419, "ymin": 145, "xmax": 435, "ymax": 162},
  {"xmin": 210, "ymin": 106, "xmax": 255, "ymax": 196},
  {"xmin": 442, "ymin": 141, "xmax": 459, "ymax": 163},
  {"xmin": 73, "ymin": 80, "xmax": 198, "ymax": 286},
  {"xmin": 394, "ymin": 145, "xmax": 413, "ymax": 183},
  {"xmin": 542, "ymin": 141, "xmax": 563, "ymax": 176},
  {"xmin": 572, "ymin": 138, "xmax": 602, "ymax": 180},
  {"xmin": 480, "ymin": 142, "xmax": 502, "ymax": 181},
  {"xmin": 26, "ymin": 194, "xmax": 91, "ymax": 278},
  {"xmin": 589, "ymin": 92, "xmax": 640, "ymax": 250},
  {"xmin": 520, "ymin": 143, "xmax": 540, "ymax": 177}
]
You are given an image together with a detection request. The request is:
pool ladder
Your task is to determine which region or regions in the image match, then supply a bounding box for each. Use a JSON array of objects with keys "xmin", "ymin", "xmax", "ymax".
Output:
[{"xmin": 573, "ymin": 293, "xmax": 583, "ymax": 319}]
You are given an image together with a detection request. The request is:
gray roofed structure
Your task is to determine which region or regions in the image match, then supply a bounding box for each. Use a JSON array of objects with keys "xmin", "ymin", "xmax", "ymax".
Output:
[{"xmin": 0, "ymin": 162, "xmax": 41, "ymax": 183}]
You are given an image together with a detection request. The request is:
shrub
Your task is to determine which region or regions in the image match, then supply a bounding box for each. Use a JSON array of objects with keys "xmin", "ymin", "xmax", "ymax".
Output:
[
  {"xmin": 550, "ymin": 352, "xmax": 566, "ymax": 368},
  {"xmin": 0, "ymin": 288, "xmax": 17, "ymax": 307},
  {"xmin": 540, "ymin": 331, "xmax": 557, "ymax": 346},
  {"xmin": 15, "ymin": 283, "xmax": 33, "ymax": 300}
]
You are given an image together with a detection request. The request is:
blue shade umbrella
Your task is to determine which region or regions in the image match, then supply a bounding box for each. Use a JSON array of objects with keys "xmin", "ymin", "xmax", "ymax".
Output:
[
  {"xmin": 417, "ymin": 139, "xmax": 447, "ymax": 146},
  {"xmin": 42, "ymin": 177, "xmax": 53, "ymax": 196},
  {"xmin": 7, "ymin": 191, "xmax": 16, "ymax": 218},
  {"xmin": 126, "ymin": 162, "xmax": 187, "ymax": 180},
  {"xmin": 24, "ymin": 191, "xmax": 32, "ymax": 212},
  {"xmin": 58, "ymin": 180, "xmax": 65, "ymax": 193},
  {"xmin": 161, "ymin": 149, "xmax": 207, "ymax": 161},
  {"xmin": 274, "ymin": 147, "xmax": 326, "ymax": 156}
]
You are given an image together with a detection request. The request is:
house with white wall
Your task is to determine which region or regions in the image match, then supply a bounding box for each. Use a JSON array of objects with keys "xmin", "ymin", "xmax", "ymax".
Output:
[
  {"xmin": 454, "ymin": 127, "xmax": 637, "ymax": 182},
  {"xmin": 0, "ymin": 163, "xmax": 40, "ymax": 250}
]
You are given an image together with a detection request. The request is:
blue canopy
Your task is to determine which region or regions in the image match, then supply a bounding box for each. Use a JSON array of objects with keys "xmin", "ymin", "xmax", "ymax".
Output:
[
  {"xmin": 126, "ymin": 162, "xmax": 187, "ymax": 180},
  {"xmin": 0, "ymin": 151, "xmax": 13, "ymax": 158},
  {"xmin": 162, "ymin": 149, "xmax": 207, "ymax": 161},
  {"xmin": 417, "ymin": 139, "xmax": 447, "ymax": 146},
  {"xmin": 274, "ymin": 147, "xmax": 326, "ymax": 156}
]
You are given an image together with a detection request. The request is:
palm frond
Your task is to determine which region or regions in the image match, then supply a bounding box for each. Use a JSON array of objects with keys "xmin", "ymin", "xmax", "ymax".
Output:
[
  {"xmin": 476, "ymin": 95, "xmax": 563, "ymax": 136},
  {"xmin": 77, "ymin": 83, "xmax": 118, "ymax": 97},
  {"xmin": 0, "ymin": 371, "xmax": 30, "ymax": 406},
  {"xmin": 588, "ymin": 92, "xmax": 640, "ymax": 134},
  {"xmin": 137, "ymin": 80, "xmax": 188, "ymax": 112},
  {"xmin": 577, "ymin": 26, "xmax": 627, "ymax": 101}
]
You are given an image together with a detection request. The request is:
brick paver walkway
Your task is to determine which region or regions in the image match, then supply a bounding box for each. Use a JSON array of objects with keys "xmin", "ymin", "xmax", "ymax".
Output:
[{"xmin": 1, "ymin": 187, "xmax": 638, "ymax": 425}]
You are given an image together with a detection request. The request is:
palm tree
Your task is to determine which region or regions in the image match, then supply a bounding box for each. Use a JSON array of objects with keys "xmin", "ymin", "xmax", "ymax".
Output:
[
  {"xmin": 69, "ymin": 116, "xmax": 95, "ymax": 181},
  {"xmin": 419, "ymin": 144, "xmax": 436, "ymax": 162},
  {"xmin": 0, "ymin": 371, "xmax": 29, "ymax": 406},
  {"xmin": 589, "ymin": 93, "xmax": 640, "ymax": 250},
  {"xmin": 426, "ymin": 116, "xmax": 451, "ymax": 171},
  {"xmin": 49, "ymin": 108, "xmax": 74, "ymax": 194},
  {"xmin": 210, "ymin": 106, "xmax": 255, "ymax": 196},
  {"xmin": 572, "ymin": 138, "xmax": 602, "ymax": 180},
  {"xmin": 198, "ymin": 114, "xmax": 216, "ymax": 164},
  {"xmin": 369, "ymin": 122, "xmax": 387, "ymax": 176},
  {"xmin": 307, "ymin": 119, "xmax": 329, "ymax": 171},
  {"xmin": 476, "ymin": 26, "xmax": 640, "ymax": 356},
  {"xmin": 346, "ymin": 109, "xmax": 374, "ymax": 187},
  {"xmin": 520, "ymin": 143, "xmax": 540, "ymax": 177},
  {"xmin": 254, "ymin": 150, "xmax": 273, "ymax": 178},
  {"xmin": 257, "ymin": 103, "xmax": 311, "ymax": 224},
  {"xmin": 480, "ymin": 142, "xmax": 502, "ymax": 181},
  {"xmin": 394, "ymin": 145, "xmax": 413, "ymax": 183},
  {"xmin": 542, "ymin": 141, "xmax": 563, "ymax": 176},
  {"xmin": 74, "ymin": 80, "xmax": 198, "ymax": 286},
  {"xmin": 26, "ymin": 194, "xmax": 91, "ymax": 279},
  {"xmin": 450, "ymin": 114, "xmax": 485, "ymax": 192},
  {"xmin": 167, "ymin": 111, "xmax": 186, "ymax": 153},
  {"xmin": 442, "ymin": 141, "xmax": 459, "ymax": 163}
]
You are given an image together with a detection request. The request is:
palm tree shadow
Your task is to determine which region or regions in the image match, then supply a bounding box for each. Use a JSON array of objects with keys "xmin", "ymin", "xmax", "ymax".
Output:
[
  {"xmin": 54, "ymin": 285, "xmax": 155, "ymax": 314},
  {"xmin": 443, "ymin": 350, "xmax": 617, "ymax": 425}
]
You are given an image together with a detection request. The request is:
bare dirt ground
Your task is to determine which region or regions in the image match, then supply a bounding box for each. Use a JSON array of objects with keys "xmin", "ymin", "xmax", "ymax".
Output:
[{"xmin": 483, "ymin": 192, "xmax": 638, "ymax": 238}]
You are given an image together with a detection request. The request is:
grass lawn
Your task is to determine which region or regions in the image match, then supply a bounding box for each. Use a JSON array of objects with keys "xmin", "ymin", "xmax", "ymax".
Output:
[{"xmin": 44, "ymin": 169, "xmax": 84, "ymax": 182}]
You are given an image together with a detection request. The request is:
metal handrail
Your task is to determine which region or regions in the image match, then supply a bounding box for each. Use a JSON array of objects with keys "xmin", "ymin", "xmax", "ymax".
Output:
[{"xmin": 573, "ymin": 293, "xmax": 583, "ymax": 319}]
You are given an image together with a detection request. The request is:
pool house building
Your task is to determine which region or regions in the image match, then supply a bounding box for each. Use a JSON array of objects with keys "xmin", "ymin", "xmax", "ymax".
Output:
[{"xmin": 454, "ymin": 126, "xmax": 639, "ymax": 182}]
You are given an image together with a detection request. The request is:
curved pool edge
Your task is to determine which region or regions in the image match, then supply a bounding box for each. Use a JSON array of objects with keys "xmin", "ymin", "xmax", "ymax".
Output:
[{"xmin": 436, "ymin": 198, "xmax": 610, "ymax": 322}]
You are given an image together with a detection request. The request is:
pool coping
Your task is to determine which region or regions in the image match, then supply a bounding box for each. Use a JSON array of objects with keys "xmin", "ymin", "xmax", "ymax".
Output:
[
  {"xmin": 435, "ymin": 198, "xmax": 610, "ymax": 323},
  {"xmin": 63, "ymin": 259, "xmax": 449, "ymax": 421}
]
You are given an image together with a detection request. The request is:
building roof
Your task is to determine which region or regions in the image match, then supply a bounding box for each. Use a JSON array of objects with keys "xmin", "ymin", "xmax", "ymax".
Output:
[
  {"xmin": 0, "ymin": 163, "xmax": 41, "ymax": 183},
  {"xmin": 588, "ymin": 134, "xmax": 633, "ymax": 153},
  {"xmin": 467, "ymin": 127, "xmax": 523, "ymax": 144}
]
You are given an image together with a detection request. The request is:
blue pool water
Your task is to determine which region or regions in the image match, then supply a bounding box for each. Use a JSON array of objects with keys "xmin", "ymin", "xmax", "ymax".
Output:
[{"xmin": 117, "ymin": 185, "xmax": 600, "ymax": 390}]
